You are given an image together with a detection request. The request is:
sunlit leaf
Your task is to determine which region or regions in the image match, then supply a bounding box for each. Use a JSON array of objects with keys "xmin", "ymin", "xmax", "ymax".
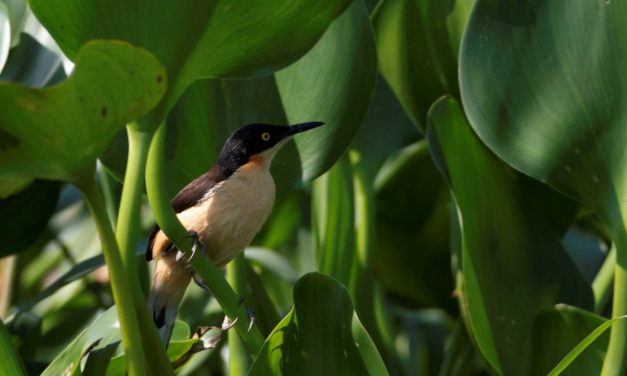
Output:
[
  {"xmin": 0, "ymin": 1, "xmax": 10, "ymax": 72},
  {"xmin": 0, "ymin": 40, "xmax": 165, "ymax": 191}
]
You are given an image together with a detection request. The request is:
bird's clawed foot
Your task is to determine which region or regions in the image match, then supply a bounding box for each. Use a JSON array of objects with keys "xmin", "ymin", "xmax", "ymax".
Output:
[
  {"xmin": 176, "ymin": 230, "xmax": 206, "ymax": 265},
  {"xmin": 237, "ymin": 297, "xmax": 256, "ymax": 332}
]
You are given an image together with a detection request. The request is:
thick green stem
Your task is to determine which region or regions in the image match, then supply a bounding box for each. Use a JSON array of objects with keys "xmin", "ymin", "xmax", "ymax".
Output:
[
  {"xmin": 602, "ymin": 230, "xmax": 627, "ymax": 376},
  {"xmin": 145, "ymin": 121, "xmax": 264, "ymax": 355},
  {"xmin": 227, "ymin": 254, "xmax": 251, "ymax": 375},
  {"xmin": 77, "ymin": 175, "xmax": 146, "ymax": 376},
  {"xmin": 593, "ymin": 244, "xmax": 616, "ymax": 314},
  {"xmin": 115, "ymin": 124, "xmax": 174, "ymax": 375}
]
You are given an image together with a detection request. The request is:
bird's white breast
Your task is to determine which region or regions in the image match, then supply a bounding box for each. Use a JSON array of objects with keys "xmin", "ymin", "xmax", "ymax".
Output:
[{"xmin": 176, "ymin": 159, "xmax": 275, "ymax": 267}]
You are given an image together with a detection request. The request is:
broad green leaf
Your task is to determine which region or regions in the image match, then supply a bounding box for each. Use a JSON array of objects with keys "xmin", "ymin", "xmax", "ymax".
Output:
[
  {"xmin": 0, "ymin": 180, "xmax": 59, "ymax": 255},
  {"xmin": 427, "ymin": 97, "xmax": 593, "ymax": 375},
  {"xmin": 0, "ymin": 2, "xmax": 9, "ymax": 72},
  {"xmin": 275, "ymin": 0, "xmax": 377, "ymax": 188},
  {"xmin": 102, "ymin": 0, "xmax": 376, "ymax": 196},
  {"xmin": 0, "ymin": 33, "xmax": 64, "ymax": 87},
  {"xmin": 372, "ymin": 0, "xmax": 474, "ymax": 130},
  {"xmin": 249, "ymin": 272, "xmax": 388, "ymax": 375},
  {"xmin": 0, "ymin": 318, "xmax": 27, "ymax": 376},
  {"xmin": 0, "ymin": 40, "xmax": 165, "ymax": 191},
  {"xmin": 532, "ymin": 305, "xmax": 608, "ymax": 376},
  {"xmin": 374, "ymin": 140, "xmax": 454, "ymax": 311},
  {"xmin": 29, "ymin": 0, "xmax": 352, "ymax": 123},
  {"xmin": 459, "ymin": 0, "xmax": 626, "ymax": 257}
]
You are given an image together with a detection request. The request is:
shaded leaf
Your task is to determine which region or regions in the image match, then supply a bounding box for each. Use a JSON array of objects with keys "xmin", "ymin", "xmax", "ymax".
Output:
[
  {"xmin": 372, "ymin": 0, "xmax": 474, "ymax": 130},
  {"xmin": 249, "ymin": 272, "xmax": 388, "ymax": 375},
  {"xmin": 427, "ymin": 97, "xmax": 593, "ymax": 375},
  {"xmin": 0, "ymin": 180, "xmax": 60, "ymax": 255},
  {"xmin": 532, "ymin": 304, "xmax": 608, "ymax": 376},
  {"xmin": 0, "ymin": 33, "xmax": 64, "ymax": 87}
]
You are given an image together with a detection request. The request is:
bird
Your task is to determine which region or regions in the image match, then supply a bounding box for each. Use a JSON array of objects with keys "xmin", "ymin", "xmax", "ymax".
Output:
[{"xmin": 145, "ymin": 121, "xmax": 324, "ymax": 346}]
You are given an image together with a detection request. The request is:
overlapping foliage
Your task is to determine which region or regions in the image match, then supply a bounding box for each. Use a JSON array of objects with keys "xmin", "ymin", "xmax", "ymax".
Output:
[{"xmin": 0, "ymin": 0, "xmax": 624, "ymax": 375}]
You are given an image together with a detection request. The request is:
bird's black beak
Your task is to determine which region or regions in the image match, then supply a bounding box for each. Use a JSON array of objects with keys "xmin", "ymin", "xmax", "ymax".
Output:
[{"xmin": 285, "ymin": 121, "xmax": 324, "ymax": 137}]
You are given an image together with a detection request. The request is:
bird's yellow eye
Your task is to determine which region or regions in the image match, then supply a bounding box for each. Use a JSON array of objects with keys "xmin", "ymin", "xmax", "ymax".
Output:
[{"xmin": 261, "ymin": 132, "xmax": 271, "ymax": 141}]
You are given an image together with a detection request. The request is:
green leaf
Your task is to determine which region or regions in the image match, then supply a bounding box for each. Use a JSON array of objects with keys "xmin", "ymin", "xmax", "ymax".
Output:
[
  {"xmin": 29, "ymin": 0, "xmax": 352, "ymax": 123},
  {"xmin": 249, "ymin": 272, "xmax": 388, "ymax": 375},
  {"xmin": 0, "ymin": 318, "xmax": 27, "ymax": 376},
  {"xmin": 372, "ymin": 0, "xmax": 474, "ymax": 130},
  {"xmin": 102, "ymin": 0, "xmax": 376, "ymax": 196},
  {"xmin": 427, "ymin": 97, "xmax": 593, "ymax": 375},
  {"xmin": 459, "ymin": 0, "xmax": 626, "ymax": 255},
  {"xmin": 275, "ymin": 0, "xmax": 377, "ymax": 188},
  {"xmin": 0, "ymin": 180, "xmax": 60, "ymax": 255},
  {"xmin": 547, "ymin": 313, "xmax": 627, "ymax": 376},
  {"xmin": 0, "ymin": 40, "xmax": 165, "ymax": 190},
  {"xmin": 531, "ymin": 305, "xmax": 608, "ymax": 376},
  {"xmin": 41, "ymin": 306, "xmax": 120, "ymax": 376},
  {"xmin": 374, "ymin": 140, "xmax": 454, "ymax": 311}
]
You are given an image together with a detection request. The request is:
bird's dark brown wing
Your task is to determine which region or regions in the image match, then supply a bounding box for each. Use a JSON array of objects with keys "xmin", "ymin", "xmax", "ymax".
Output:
[{"xmin": 145, "ymin": 167, "xmax": 225, "ymax": 261}]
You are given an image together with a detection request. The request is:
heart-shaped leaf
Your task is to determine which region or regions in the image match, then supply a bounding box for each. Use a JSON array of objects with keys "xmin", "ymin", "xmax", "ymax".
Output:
[
  {"xmin": 459, "ymin": 0, "xmax": 626, "ymax": 251},
  {"xmin": 427, "ymin": 97, "xmax": 593, "ymax": 375},
  {"xmin": 102, "ymin": 0, "xmax": 376, "ymax": 196},
  {"xmin": 0, "ymin": 40, "xmax": 165, "ymax": 191},
  {"xmin": 249, "ymin": 272, "xmax": 388, "ymax": 375},
  {"xmin": 29, "ymin": 0, "xmax": 352, "ymax": 122}
]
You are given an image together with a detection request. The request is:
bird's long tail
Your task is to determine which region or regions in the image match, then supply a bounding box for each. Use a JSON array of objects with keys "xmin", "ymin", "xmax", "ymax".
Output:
[{"xmin": 147, "ymin": 258, "xmax": 191, "ymax": 348}]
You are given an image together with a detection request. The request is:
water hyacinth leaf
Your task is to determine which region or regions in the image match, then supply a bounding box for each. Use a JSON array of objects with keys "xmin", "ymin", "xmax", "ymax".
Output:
[
  {"xmin": 103, "ymin": 0, "xmax": 376, "ymax": 196},
  {"xmin": 0, "ymin": 318, "xmax": 26, "ymax": 376},
  {"xmin": 29, "ymin": 0, "xmax": 352, "ymax": 120},
  {"xmin": 372, "ymin": 0, "xmax": 474, "ymax": 131},
  {"xmin": 249, "ymin": 272, "xmax": 387, "ymax": 375},
  {"xmin": 427, "ymin": 97, "xmax": 593, "ymax": 375},
  {"xmin": 532, "ymin": 305, "xmax": 608, "ymax": 376},
  {"xmin": 460, "ymin": 0, "xmax": 626, "ymax": 263},
  {"xmin": 275, "ymin": 0, "xmax": 377, "ymax": 188},
  {"xmin": 0, "ymin": 40, "xmax": 165, "ymax": 188},
  {"xmin": 0, "ymin": 179, "xmax": 60, "ymax": 256}
]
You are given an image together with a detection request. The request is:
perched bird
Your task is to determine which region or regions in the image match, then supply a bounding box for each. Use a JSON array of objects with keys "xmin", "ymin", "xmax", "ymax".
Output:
[{"xmin": 146, "ymin": 121, "xmax": 324, "ymax": 346}]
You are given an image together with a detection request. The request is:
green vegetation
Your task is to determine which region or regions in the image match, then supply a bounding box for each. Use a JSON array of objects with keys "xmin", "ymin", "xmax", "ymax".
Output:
[{"xmin": 0, "ymin": 0, "xmax": 624, "ymax": 374}]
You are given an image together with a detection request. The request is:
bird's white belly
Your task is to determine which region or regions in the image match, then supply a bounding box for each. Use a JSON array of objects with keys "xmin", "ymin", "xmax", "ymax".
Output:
[{"xmin": 177, "ymin": 164, "xmax": 275, "ymax": 267}]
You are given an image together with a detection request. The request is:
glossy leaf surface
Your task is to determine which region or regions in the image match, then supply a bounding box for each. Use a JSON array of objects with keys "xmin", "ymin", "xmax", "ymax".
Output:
[
  {"xmin": 427, "ymin": 97, "xmax": 593, "ymax": 375},
  {"xmin": 249, "ymin": 272, "xmax": 388, "ymax": 375},
  {"xmin": 460, "ymin": 0, "xmax": 626, "ymax": 243},
  {"xmin": 372, "ymin": 0, "xmax": 473, "ymax": 130},
  {"xmin": 0, "ymin": 40, "xmax": 165, "ymax": 189}
]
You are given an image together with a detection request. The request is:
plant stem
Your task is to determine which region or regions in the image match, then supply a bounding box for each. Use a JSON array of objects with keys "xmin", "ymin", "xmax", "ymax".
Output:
[
  {"xmin": 227, "ymin": 254, "xmax": 251, "ymax": 375},
  {"xmin": 592, "ymin": 244, "xmax": 616, "ymax": 314},
  {"xmin": 145, "ymin": 121, "xmax": 265, "ymax": 355},
  {"xmin": 0, "ymin": 318, "xmax": 26, "ymax": 376},
  {"xmin": 77, "ymin": 174, "xmax": 147, "ymax": 376},
  {"xmin": 602, "ymin": 227, "xmax": 627, "ymax": 376},
  {"xmin": 115, "ymin": 124, "xmax": 174, "ymax": 375}
]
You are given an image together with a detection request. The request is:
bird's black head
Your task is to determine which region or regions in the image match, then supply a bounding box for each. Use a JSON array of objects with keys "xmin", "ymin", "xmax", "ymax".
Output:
[{"xmin": 217, "ymin": 122, "xmax": 324, "ymax": 174}]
